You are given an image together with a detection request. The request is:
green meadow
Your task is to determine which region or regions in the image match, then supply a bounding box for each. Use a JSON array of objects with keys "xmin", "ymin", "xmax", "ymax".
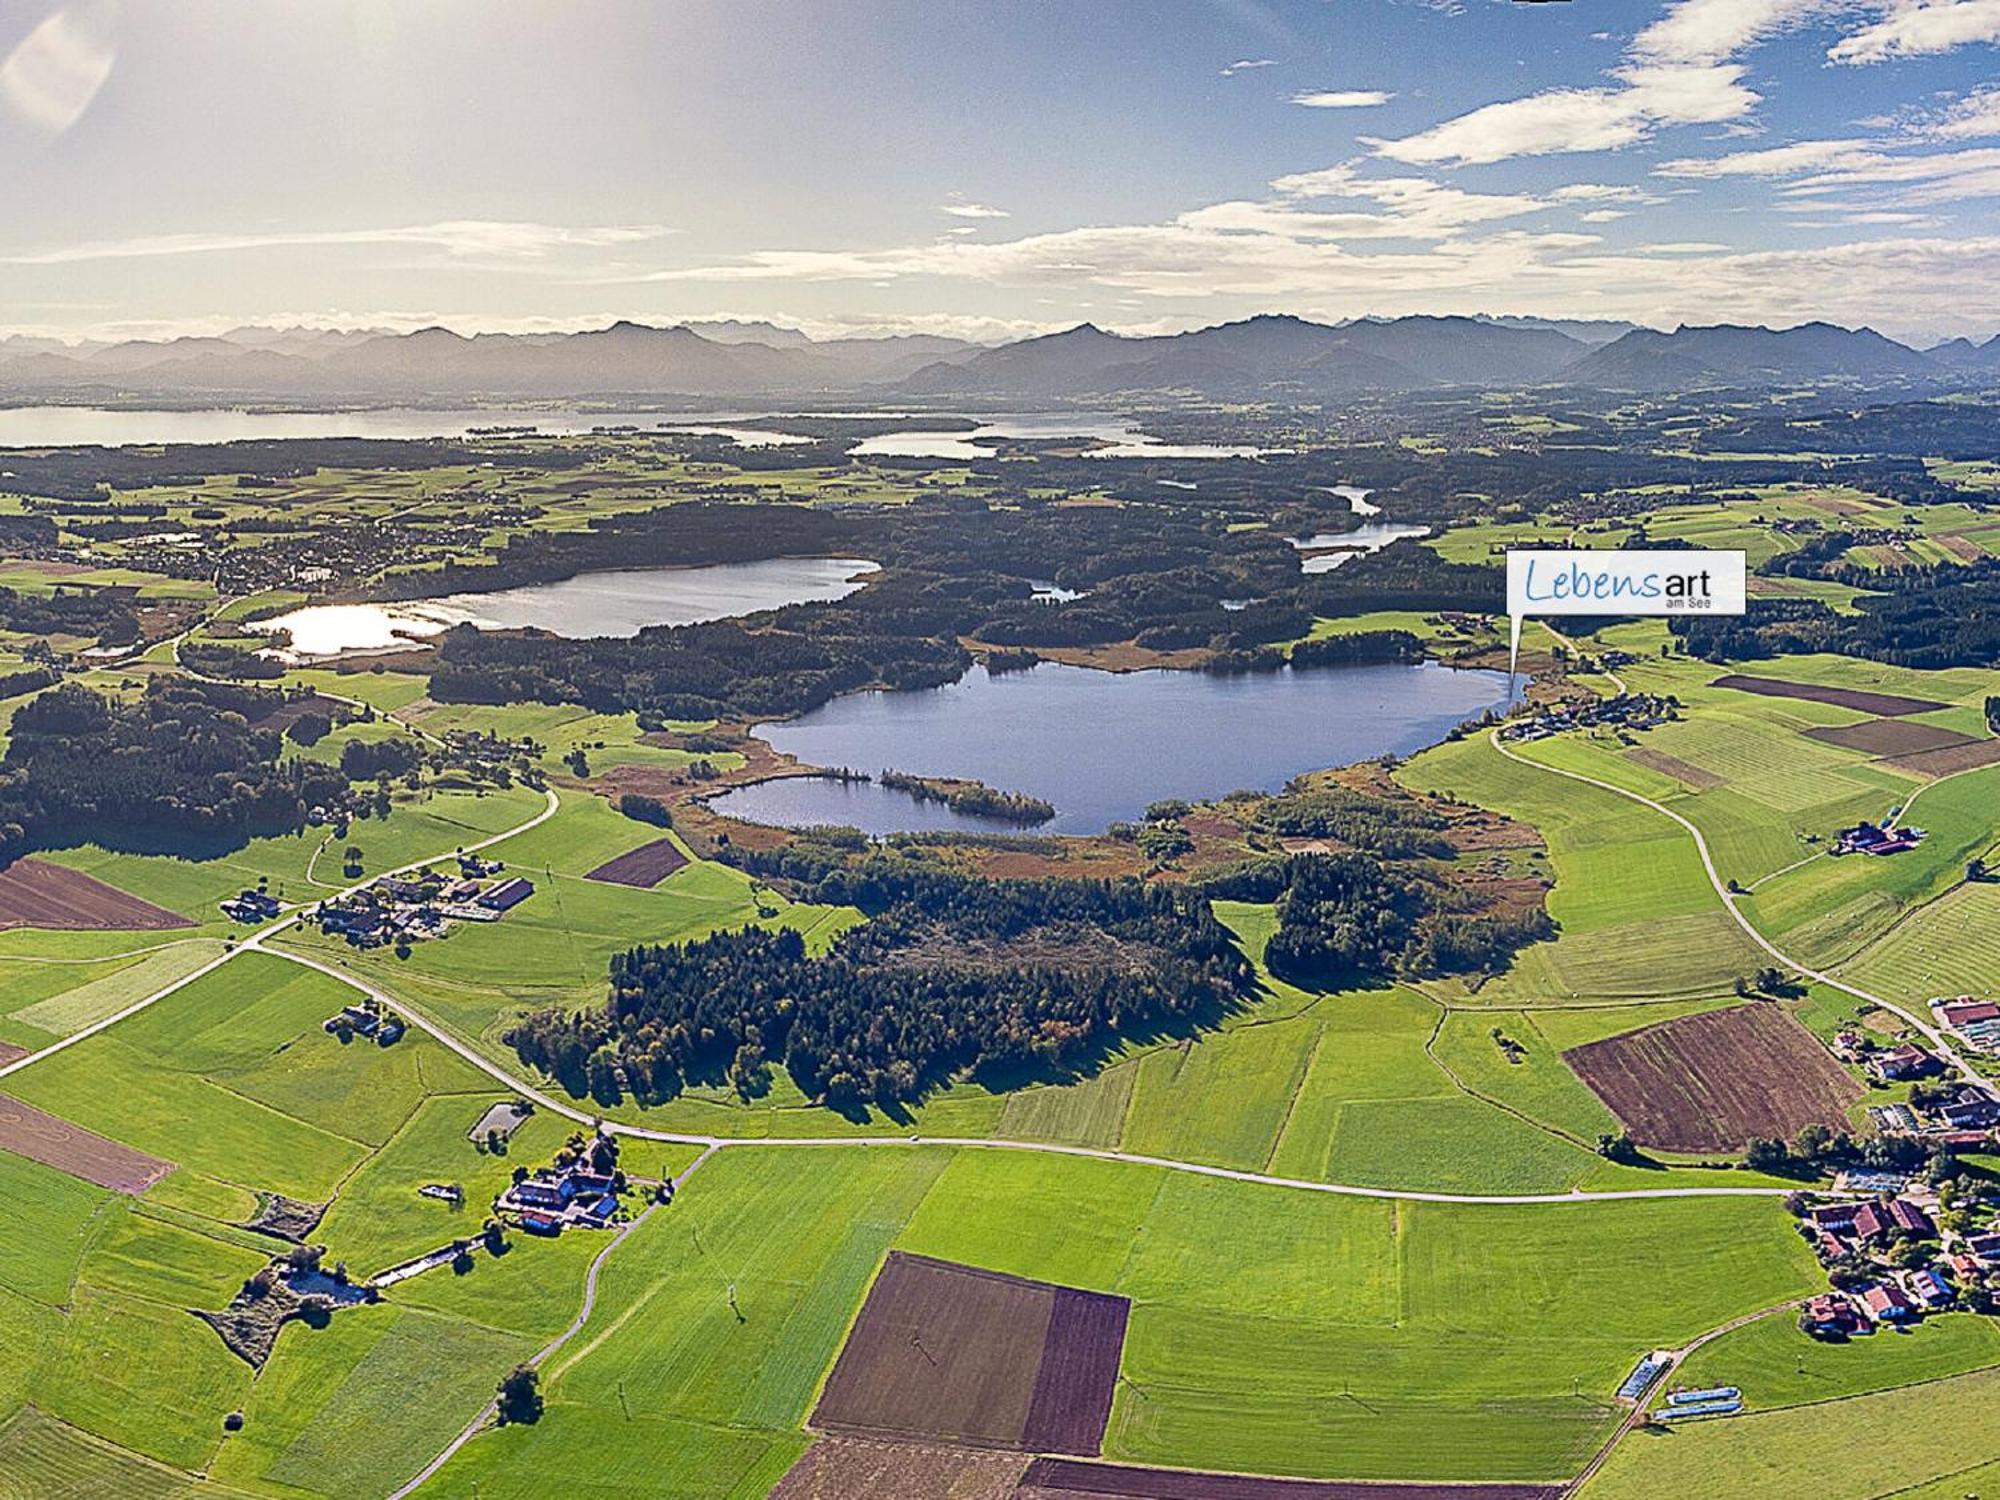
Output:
[{"xmin": 426, "ymin": 1144, "xmax": 1821, "ymax": 1494}]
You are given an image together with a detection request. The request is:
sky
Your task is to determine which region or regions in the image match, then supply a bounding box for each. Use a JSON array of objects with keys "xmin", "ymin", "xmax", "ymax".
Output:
[{"xmin": 5, "ymin": 0, "xmax": 2000, "ymax": 345}]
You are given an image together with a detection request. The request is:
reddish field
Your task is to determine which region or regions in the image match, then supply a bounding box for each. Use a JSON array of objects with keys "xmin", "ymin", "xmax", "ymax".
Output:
[
  {"xmin": 1018, "ymin": 1461, "xmax": 1565, "ymax": 1500},
  {"xmin": 0, "ymin": 1092, "xmax": 174, "ymax": 1193},
  {"xmin": 583, "ymin": 836, "xmax": 690, "ymax": 888},
  {"xmin": 0, "ymin": 1042, "xmax": 27, "ymax": 1067},
  {"xmin": 1802, "ymin": 720, "xmax": 1973, "ymax": 756},
  {"xmin": 813, "ymin": 1253, "xmax": 1129, "ymax": 1455},
  {"xmin": 1564, "ymin": 1004, "xmax": 1860, "ymax": 1154},
  {"xmin": 1710, "ymin": 675, "xmax": 1947, "ymax": 717},
  {"xmin": 0, "ymin": 859, "xmax": 193, "ymax": 932}
]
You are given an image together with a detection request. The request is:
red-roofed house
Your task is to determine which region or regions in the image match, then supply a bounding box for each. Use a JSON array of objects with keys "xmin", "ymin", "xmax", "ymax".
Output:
[
  {"xmin": 1940, "ymin": 1000, "xmax": 2000, "ymax": 1028},
  {"xmin": 1887, "ymin": 1198, "xmax": 1935, "ymax": 1237},
  {"xmin": 1801, "ymin": 1294, "xmax": 1862, "ymax": 1335},
  {"xmin": 1861, "ymin": 1282, "xmax": 1918, "ymax": 1322},
  {"xmin": 1851, "ymin": 1202, "xmax": 1890, "ymax": 1242}
]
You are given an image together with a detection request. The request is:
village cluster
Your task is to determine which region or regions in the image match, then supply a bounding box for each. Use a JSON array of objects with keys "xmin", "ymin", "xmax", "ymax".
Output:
[
  {"xmin": 309, "ymin": 854, "xmax": 534, "ymax": 949},
  {"xmin": 1790, "ymin": 1185, "xmax": 2000, "ymax": 1336},
  {"xmin": 1499, "ymin": 691, "xmax": 1677, "ymax": 743}
]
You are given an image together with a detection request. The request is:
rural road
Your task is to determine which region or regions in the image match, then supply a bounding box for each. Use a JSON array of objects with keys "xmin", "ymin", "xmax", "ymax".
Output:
[
  {"xmin": 0, "ymin": 785, "xmax": 560, "ymax": 1086},
  {"xmin": 266, "ymin": 940, "xmax": 1799, "ymax": 1205},
  {"xmin": 1488, "ymin": 726, "xmax": 1988, "ymax": 1086},
  {"xmin": 382, "ymin": 1144, "xmax": 722, "ymax": 1500}
]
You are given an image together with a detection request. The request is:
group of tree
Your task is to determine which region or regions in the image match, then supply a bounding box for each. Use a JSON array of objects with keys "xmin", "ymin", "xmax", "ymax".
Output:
[
  {"xmin": 0, "ymin": 679, "xmax": 351, "ymax": 863},
  {"xmin": 1200, "ymin": 850, "xmax": 1553, "ymax": 986},
  {"xmin": 506, "ymin": 867, "xmax": 1251, "ymax": 1111},
  {"xmin": 1673, "ymin": 559, "xmax": 2000, "ymax": 670}
]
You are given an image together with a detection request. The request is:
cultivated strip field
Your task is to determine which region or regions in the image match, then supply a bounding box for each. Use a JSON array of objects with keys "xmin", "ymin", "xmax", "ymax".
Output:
[
  {"xmin": 770, "ymin": 1436, "xmax": 1030, "ymax": 1500},
  {"xmin": 1801, "ymin": 719, "xmax": 1975, "ymax": 756},
  {"xmin": 0, "ymin": 859, "xmax": 193, "ymax": 931},
  {"xmin": 1020, "ymin": 1461, "xmax": 1566, "ymax": 1499},
  {"xmin": 1709, "ymin": 675, "xmax": 1948, "ymax": 717},
  {"xmin": 1563, "ymin": 1004, "xmax": 1860, "ymax": 1153},
  {"xmin": 812, "ymin": 1252, "xmax": 1129, "ymax": 1455},
  {"xmin": 582, "ymin": 835, "xmax": 690, "ymax": 888},
  {"xmin": 1883, "ymin": 736, "xmax": 2000, "ymax": 777},
  {"xmin": 0, "ymin": 1093, "xmax": 175, "ymax": 1192}
]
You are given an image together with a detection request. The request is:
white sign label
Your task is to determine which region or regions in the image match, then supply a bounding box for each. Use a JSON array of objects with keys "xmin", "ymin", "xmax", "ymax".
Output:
[{"xmin": 1505, "ymin": 549, "xmax": 1746, "ymax": 677}]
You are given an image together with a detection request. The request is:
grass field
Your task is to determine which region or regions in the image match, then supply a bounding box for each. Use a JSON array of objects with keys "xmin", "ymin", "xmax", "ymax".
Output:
[
  {"xmin": 1671, "ymin": 1307, "xmax": 2000, "ymax": 1413},
  {"xmin": 424, "ymin": 1144, "xmax": 1822, "ymax": 1493},
  {"xmin": 1584, "ymin": 1363, "xmax": 2000, "ymax": 1500}
]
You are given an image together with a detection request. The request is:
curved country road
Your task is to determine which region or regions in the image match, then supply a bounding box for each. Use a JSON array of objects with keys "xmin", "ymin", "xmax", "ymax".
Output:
[
  {"xmin": 1487, "ymin": 727, "xmax": 1986, "ymax": 1085},
  {"xmin": 0, "ymin": 785, "xmax": 561, "ymax": 1087}
]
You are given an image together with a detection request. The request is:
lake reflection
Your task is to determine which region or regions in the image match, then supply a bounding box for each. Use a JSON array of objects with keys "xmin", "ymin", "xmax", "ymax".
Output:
[
  {"xmin": 707, "ymin": 659, "xmax": 1517, "ymax": 835},
  {"xmin": 257, "ymin": 556, "xmax": 878, "ymax": 661}
]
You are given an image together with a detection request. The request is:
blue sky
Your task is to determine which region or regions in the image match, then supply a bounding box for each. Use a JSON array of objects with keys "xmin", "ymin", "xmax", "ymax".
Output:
[{"xmin": 5, "ymin": 0, "xmax": 2000, "ymax": 342}]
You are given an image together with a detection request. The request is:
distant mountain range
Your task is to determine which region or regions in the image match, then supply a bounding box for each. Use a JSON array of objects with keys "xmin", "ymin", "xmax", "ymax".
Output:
[{"xmin": 2, "ymin": 314, "xmax": 1996, "ymax": 404}]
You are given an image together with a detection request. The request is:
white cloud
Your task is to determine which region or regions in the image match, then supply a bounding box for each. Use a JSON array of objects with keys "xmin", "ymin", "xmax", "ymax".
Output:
[
  {"xmin": 0, "ymin": 6, "xmax": 115, "ymax": 135},
  {"xmin": 1657, "ymin": 138, "xmax": 1881, "ymax": 177},
  {"xmin": 1659, "ymin": 132, "xmax": 2000, "ymax": 207},
  {"xmin": 1551, "ymin": 183, "xmax": 1660, "ymax": 202},
  {"xmin": 1369, "ymin": 0, "xmax": 1868, "ymax": 167},
  {"xmin": 1579, "ymin": 209, "xmax": 1630, "ymax": 222},
  {"xmin": 1932, "ymin": 86, "xmax": 2000, "ymax": 138},
  {"xmin": 2, "ymin": 221, "xmax": 672, "ymax": 265},
  {"xmin": 1829, "ymin": 0, "xmax": 2000, "ymax": 63},
  {"xmin": 1632, "ymin": 0, "xmax": 1833, "ymax": 65},
  {"xmin": 1220, "ymin": 58, "xmax": 1278, "ymax": 76},
  {"xmin": 941, "ymin": 199, "xmax": 1011, "ymax": 219},
  {"xmin": 1291, "ymin": 89, "xmax": 1393, "ymax": 109},
  {"xmin": 1374, "ymin": 64, "xmax": 1757, "ymax": 165}
]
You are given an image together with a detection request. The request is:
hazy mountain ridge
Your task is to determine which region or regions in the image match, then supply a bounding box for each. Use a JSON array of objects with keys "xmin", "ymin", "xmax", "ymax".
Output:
[{"xmin": 1, "ymin": 314, "xmax": 1992, "ymax": 402}]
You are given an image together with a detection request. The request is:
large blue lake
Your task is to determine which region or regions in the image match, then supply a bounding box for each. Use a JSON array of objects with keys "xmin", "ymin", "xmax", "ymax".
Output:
[{"xmin": 706, "ymin": 660, "xmax": 1518, "ymax": 835}]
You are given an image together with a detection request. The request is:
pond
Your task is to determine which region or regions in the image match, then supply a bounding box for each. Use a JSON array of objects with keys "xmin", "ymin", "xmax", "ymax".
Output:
[
  {"xmin": 705, "ymin": 659, "xmax": 1517, "ymax": 835},
  {"xmin": 256, "ymin": 556, "xmax": 879, "ymax": 661}
]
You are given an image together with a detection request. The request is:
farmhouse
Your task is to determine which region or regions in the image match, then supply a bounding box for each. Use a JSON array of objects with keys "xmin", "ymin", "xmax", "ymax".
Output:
[
  {"xmin": 1868, "ymin": 1044, "xmax": 1940, "ymax": 1082},
  {"xmin": 1833, "ymin": 822, "xmax": 1926, "ymax": 857},
  {"xmin": 478, "ymin": 876, "xmax": 535, "ymax": 912},
  {"xmin": 220, "ymin": 888, "xmax": 283, "ymax": 923},
  {"xmin": 1964, "ymin": 1232, "xmax": 2000, "ymax": 1265},
  {"xmin": 1861, "ymin": 1282, "xmax": 1918, "ymax": 1323},
  {"xmin": 1931, "ymin": 1088, "xmax": 2000, "ymax": 1131},
  {"xmin": 495, "ymin": 1163, "xmax": 619, "ymax": 1233},
  {"xmin": 1887, "ymin": 1198, "xmax": 1936, "ymax": 1237},
  {"xmin": 1939, "ymin": 999, "xmax": 1999, "ymax": 1028},
  {"xmin": 1906, "ymin": 1268, "xmax": 1954, "ymax": 1309},
  {"xmin": 1801, "ymin": 1293, "xmax": 1862, "ymax": 1336}
]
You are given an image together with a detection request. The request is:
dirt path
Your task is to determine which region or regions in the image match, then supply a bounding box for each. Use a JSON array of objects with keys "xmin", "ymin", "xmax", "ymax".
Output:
[
  {"xmin": 1563, "ymin": 1300, "xmax": 1798, "ymax": 1496},
  {"xmin": 383, "ymin": 1144, "xmax": 720, "ymax": 1500}
]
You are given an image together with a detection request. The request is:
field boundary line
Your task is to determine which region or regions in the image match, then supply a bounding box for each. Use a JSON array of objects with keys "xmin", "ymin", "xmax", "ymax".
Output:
[
  {"xmin": 1419, "ymin": 999, "xmax": 1598, "ymax": 1154},
  {"xmin": 1488, "ymin": 728, "xmax": 1987, "ymax": 1087},
  {"xmin": 0, "ymin": 785, "xmax": 559, "ymax": 1087}
]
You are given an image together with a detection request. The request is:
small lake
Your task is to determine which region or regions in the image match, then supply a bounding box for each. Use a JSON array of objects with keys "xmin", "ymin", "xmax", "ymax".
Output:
[
  {"xmin": 706, "ymin": 659, "xmax": 1517, "ymax": 835},
  {"xmin": 257, "ymin": 556, "xmax": 878, "ymax": 661},
  {"xmin": 1292, "ymin": 521, "xmax": 1434, "ymax": 574},
  {"xmin": 848, "ymin": 412, "xmax": 1274, "ymax": 461}
]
